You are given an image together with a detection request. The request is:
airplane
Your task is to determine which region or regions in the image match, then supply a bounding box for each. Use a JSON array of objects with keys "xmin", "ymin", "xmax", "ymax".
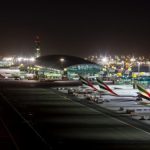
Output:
[
  {"xmin": 79, "ymin": 76, "xmax": 150, "ymax": 104},
  {"xmin": 78, "ymin": 76, "xmax": 122, "ymax": 102},
  {"xmin": 79, "ymin": 75, "xmax": 100, "ymax": 92},
  {"xmin": 96, "ymin": 79, "xmax": 150, "ymax": 105},
  {"xmin": 79, "ymin": 75, "xmax": 137, "ymax": 97},
  {"xmin": 96, "ymin": 78, "xmax": 150, "ymax": 105},
  {"xmin": 78, "ymin": 75, "xmax": 106, "ymax": 102},
  {"xmin": 96, "ymin": 78, "xmax": 139, "ymax": 97},
  {"xmin": 0, "ymin": 68, "xmax": 20, "ymax": 79},
  {"xmin": 96, "ymin": 78, "xmax": 118, "ymax": 96},
  {"xmin": 136, "ymin": 84, "xmax": 150, "ymax": 105}
]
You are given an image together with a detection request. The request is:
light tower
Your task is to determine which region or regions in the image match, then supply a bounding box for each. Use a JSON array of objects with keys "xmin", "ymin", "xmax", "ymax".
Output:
[{"xmin": 35, "ymin": 36, "xmax": 41, "ymax": 58}]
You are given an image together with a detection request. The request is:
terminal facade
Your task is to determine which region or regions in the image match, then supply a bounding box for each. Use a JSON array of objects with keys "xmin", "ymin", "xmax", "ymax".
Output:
[{"xmin": 35, "ymin": 55, "xmax": 101, "ymax": 80}]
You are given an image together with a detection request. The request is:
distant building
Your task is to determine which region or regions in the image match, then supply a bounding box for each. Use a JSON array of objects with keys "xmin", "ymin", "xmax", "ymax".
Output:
[{"xmin": 35, "ymin": 55, "xmax": 101, "ymax": 80}]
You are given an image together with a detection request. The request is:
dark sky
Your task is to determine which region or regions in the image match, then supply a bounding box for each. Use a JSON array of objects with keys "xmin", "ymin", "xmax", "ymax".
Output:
[{"xmin": 0, "ymin": 0, "xmax": 150, "ymax": 57}]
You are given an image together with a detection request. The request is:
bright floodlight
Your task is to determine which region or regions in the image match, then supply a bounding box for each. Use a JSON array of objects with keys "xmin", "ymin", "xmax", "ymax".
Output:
[
  {"xmin": 64, "ymin": 68, "xmax": 67, "ymax": 71},
  {"xmin": 130, "ymin": 57, "xmax": 135, "ymax": 62},
  {"xmin": 60, "ymin": 58, "xmax": 65, "ymax": 62},
  {"xmin": 3, "ymin": 57, "xmax": 13, "ymax": 61},
  {"xmin": 23, "ymin": 58, "xmax": 28, "ymax": 61},
  {"xmin": 102, "ymin": 57, "xmax": 108, "ymax": 63},
  {"xmin": 17, "ymin": 57, "xmax": 23, "ymax": 62},
  {"xmin": 137, "ymin": 62, "xmax": 141, "ymax": 65},
  {"xmin": 30, "ymin": 57, "xmax": 35, "ymax": 62}
]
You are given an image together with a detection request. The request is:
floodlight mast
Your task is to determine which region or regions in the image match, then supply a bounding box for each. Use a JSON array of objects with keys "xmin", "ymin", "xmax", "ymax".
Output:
[
  {"xmin": 35, "ymin": 36, "xmax": 41, "ymax": 58},
  {"xmin": 60, "ymin": 58, "xmax": 65, "ymax": 69}
]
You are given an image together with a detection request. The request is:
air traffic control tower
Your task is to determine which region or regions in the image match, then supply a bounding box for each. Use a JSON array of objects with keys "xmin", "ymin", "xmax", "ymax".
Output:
[{"xmin": 35, "ymin": 36, "xmax": 41, "ymax": 58}]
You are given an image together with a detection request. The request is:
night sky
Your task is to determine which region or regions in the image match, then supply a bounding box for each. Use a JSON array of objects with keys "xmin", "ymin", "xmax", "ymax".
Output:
[{"xmin": 0, "ymin": 0, "xmax": 150, "ymax": 57}]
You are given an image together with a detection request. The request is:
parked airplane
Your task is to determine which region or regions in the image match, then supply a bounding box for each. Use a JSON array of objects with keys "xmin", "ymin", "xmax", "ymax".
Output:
[
  {"xmin": 96, "ymin": 78, "xmax": 139, "ymax": 97},
  {"xmin": 96, "ymin": 78, "xmax": 118, "ymax": 96},
  {"xmin": 79, "ymin": 75, "xmax": 137, "ymax": 97},
  {"xmin": 98, "ymin": 78, "xmax": 150, "ymax": 105},
  {"xmin": 79, "ymin": 75, "xmax": 150, "ymax": 105},
  {"xmin": 136, "ymin": 84, "xmax": 150, "ymax": 105},
  {"xmin": 96, "ymin": 78, "xmax": 150, "ymax": 104},
  {"xmin": 0, "ymin": 68, "xmax": 20, "ymax": 79},
  {"xmin": 79, "ymin": 75, "xmax": 100, "ymax": 92}
]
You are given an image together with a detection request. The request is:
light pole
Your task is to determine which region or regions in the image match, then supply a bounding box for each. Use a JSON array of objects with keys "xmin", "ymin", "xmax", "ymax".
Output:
[
  {"xmin": 130, "ymin": 57, "xmax": 135, "ymax": 61},
  {"xmin": 102, "ymin": 57, "xmax": 108, "ymax": 64},
  {"xmin": 60, "ymin": 58, "xmax": 65, "ymax": 79},
  {"xmin": 138, "ymin": 62, "xmax": 140, "ymax": 76},
  {"xmin": 60, "ymin": 58, "xmax": 65, "ymax": 69},
  {"xmin": 102, "ymin": 57, "xmax": 108, "ymax": 77}
]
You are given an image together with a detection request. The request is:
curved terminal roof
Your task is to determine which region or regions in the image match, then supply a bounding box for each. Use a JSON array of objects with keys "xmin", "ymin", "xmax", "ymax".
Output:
[{"xmin": 36, "ymin": 55, "xmax": 98, "ymax": 69}]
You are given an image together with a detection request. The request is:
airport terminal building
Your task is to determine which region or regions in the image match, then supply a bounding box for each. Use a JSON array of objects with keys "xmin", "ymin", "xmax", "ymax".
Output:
[{"xmin": 35, "ymin": 55, "xmax": 101, "ymax": 80}]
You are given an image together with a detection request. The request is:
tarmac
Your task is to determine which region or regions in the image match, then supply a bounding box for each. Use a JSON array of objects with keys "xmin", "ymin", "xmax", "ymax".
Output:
[{"xmin": 1, "ymin": 80, "xmax": 150, "ymax": 149}]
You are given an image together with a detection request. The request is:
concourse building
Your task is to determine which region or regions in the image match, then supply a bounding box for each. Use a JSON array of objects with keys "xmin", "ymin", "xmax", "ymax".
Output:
[
  {"xmin": 131, "ymin": 65, "xmax": 150, "ymax": 87},
  {"xmin": 35, "ymin": 55, "xmax": 101, "ymax": 80}
]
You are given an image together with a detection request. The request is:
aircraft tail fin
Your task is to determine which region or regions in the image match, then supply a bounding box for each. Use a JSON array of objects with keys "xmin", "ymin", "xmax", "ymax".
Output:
[
  {"xmin": 79, "ymin": 75, "xmax": 98, "ymax": 91},
  {"xmin": 136, "ymin": 84, "xmax": 150, "ymax": 99},
  {"xmin": 96, "ymin": 78, "xmax": 118, "ymax": 96}
]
